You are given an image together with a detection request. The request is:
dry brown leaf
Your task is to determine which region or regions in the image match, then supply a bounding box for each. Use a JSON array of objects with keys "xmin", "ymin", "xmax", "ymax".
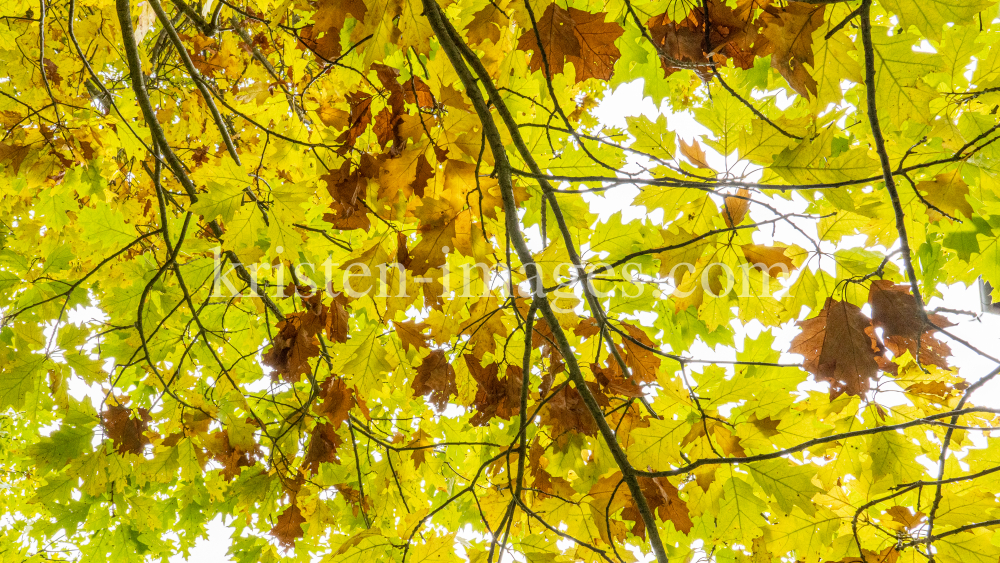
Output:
[
  {"xmin": 271, "ymin": 503, "xmax": 306, "ymax": 547},
  {"xmin": 465, "ymin": 356, "xmax": 522, "ymax": 426},
  {"xmin": 757, "ymin": 4, "xmax": 825, "ymax": 98},
  {"xmin": 790, "ymin": 298, "xmax": 881, "ymax": 397},
  {"xmin": 516, "ymin": 5, "xmax": 624, "ymax": 83},
  {"xmin": 101, "ymin": 405, "xmax": 152, "ymax": 455},
  {"xmin": 411, "ymin": 350, "xmax": 458, "ymax": 410},
  {"xmin": 868, "ymin": 280, "xmax": 952, "ymax": 368}
]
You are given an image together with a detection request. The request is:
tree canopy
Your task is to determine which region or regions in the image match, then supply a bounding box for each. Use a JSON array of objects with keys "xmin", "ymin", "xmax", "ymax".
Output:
[{"xmin": 2, "ymin": 0, "xmax": 1000, "ymax": 561}]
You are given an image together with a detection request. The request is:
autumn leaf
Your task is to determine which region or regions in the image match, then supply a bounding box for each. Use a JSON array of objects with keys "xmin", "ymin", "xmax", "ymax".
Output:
[
  {"xmin": 101, "ymin": 405, "xmax": 152, "ymax": 455},
  {"xmin": 516, "ymin": 4, "xmax": 624, "ymax": 83},
  {"xmin": 303, "ymin": 422, "xmax": 343, "ymax": 473},
  {"xmin": 263, "ymin": 314, "xmax": 321, "ymax": 382},
  {"xmin": 316, "ymin": 377, "xmax": 354, "ymax": 428},
  {"xmin": 335, "ymin": 92, "xmax": 374, "ymax": 154},
  {"xmin": 916, "ymin": 170, "xmax": 975, "ymax": 221},
  {"xmin": 741, "ymin": 244, "xmax": 796, "ymax": 275},
  {"xmin": 790, "ymin": 298, "xmax": 881, "ymax": 397},
  {"xmin": 647, "ymin": 0, "xmax": 761, "ymax": 75},
  {"xmin": 868, "ymin": 280, "xmax": 952, "ymax": 368},
  {"xmin": 411, "ymin": 350, "xmax": 458, "ymax": 410},
  {"xmin": 299, "ymin": 0, "xmax": 368, "ymax": 59},
  {"xmin": 467, "ymin": 1, "xmax": 509, "ymax": 45},
  {"xmin": 757, "ymin": 4, "xmax": 826, "ymax": 97},
  {"xmin": 539, "ymin": 381, "xmax": 608, "ymax": 439},
  {"xmin": 271, "ymin": 503, "xmax": 306, "ymax": 547},
  {"xmin": 263, "ymin": 292, "xmax": 347, "ymax": 382},
  {"xmin": 724, "ymin": 188, "xmax": 751, "ymax": 227},
  {"xmin": 205, "ymin": 429, "xmax": 261, "ymax": 481},
  {"xmin": 679, "ymin": 138, "xmax": 713, "ymax": 170},
  {"xmin": 322, "ymin": 156, "xmax": 374, "ymax": 231},
  {"xmin": 465, "ymin": 356, "xmax": 522, "ymax": 426}
]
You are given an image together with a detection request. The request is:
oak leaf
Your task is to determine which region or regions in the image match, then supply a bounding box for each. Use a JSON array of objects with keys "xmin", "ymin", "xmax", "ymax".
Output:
[
  {"xmin": 411, "ymin": 350, "xmax": 458, "ymax": 410},
  {"xmin": 868, "ymin": 280, "xmax": 952, "ymax": 369},
  {"xmin": 467, "ymin": 1, "xmax": 509, "ymax": 45},
  {"xmin": 271, "ymin": 503, "xmax": 306, "ymax": 547},
  {"xmin": 263, "ymin": 313, "xmax": 321, "ymax": 382},
  {"xmin": 679, "ymin": 138, "xmax": 712, "ymax": 170},
  {"xmin": 395, "ymin": 320, "xmax": 430, "ymax": 352},
  {"xmin": 335, "ymin": 92, "xmax": 374, "ymax": 154},
  {"xmin": 790, "ymin": 298, "xmax": 881, "ymax": 397},
  {"xmin": 299, "ymin": 0, "xmax": 368, "ymax": 59},
  {"xmin": 101, "ymin": 405, "xmax": 151, "ymax": 455},
  {"xmin": 465, "ymin": 356, "xmax": 521, "ymax": 426},
  {"xmin": 916, "ymin": 170, "xmax": 975, "ymax": 221},
  {"xmin": 303, "ymin": 422, "xmax": 343, "ymax": 473},
  {"xmin": 322, "ymin": 155, "xmax": 374, "ymax": 231},
  {"xmin": 516, "ymin": 5, "xmax": 624, "ymax": 83},
  {"xmin": 724, "ymin": 188, "xmax": 751, "ymax": 228},
  {"xmin": 757, "ymin": 4, "xmax": 826, "ymax": 98},
  {"xmin": 528, "ymin": 441, "xmax": 575, "ymax": 498},
  {"xmin": 316, "ymin": 377, "xmax": 354, "ymax": 428},
  {"xmin": 647, "ymin": 0, "xmax": 761, "ymax": 76},
  {"xmin": 539, "ymin": 381, "xmax": 609, "ymax": 439},
  {"xmin": 741, "ymin": 244, "xmax": 796, "ymax": 275}
]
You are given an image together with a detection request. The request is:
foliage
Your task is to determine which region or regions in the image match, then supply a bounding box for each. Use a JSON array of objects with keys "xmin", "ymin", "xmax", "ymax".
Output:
[{"xmin": 1, "ymin": 0, "xmax": 1000, "ymax": 561}]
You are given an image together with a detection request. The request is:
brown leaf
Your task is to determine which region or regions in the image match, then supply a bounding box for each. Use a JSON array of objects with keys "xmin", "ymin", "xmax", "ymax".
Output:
[
  {"xmin": 527, "ymin": 315, "xmax": 565, "ymax": 387},
  {"xmin": 593, "ymin": 472, "xmax": 693, "ymax": 540},
  {"xmin": 408, "ymin": 198, "xmax": 459, "ymax": 275},
  {"xmin": 620, "ymin": 323, "xmax": 661, "ymax": 384},
  {"xmin": 528, "ymin": 441, "xmax": 575, "ymax": 497},
  {"xmin": 372, "ymin": 64, "xmax": 406, "ymax": 150},
  {"xmin": 264, "ymin": 292, "xmax": 346, "ymax": 382},
  {"xmin": 325, "ymin": 292, "xmax": 350, "ymax": 343},
  {"xmin": 465, "ymin": 356, "xmax": 522, "ymax": 426},
  {"xmin": 679, "ymin": 138, "xmax": 712, "ymax": 170},
  {"xmin": 263, "ymin": 313, "xmax": 321, "ymax": 382},
  {"xmin": 539, "ymin": 382, "xmax": 608, "ymax": 439},
  {"xmin": 395, "ymin": 320, "xmax": 430, "ymax": 352},
  {"xmin": 204, "ymin": 429, "xmax": 260, "ymax": 481},
  {"xmin": 757, "ymin": 4, "xmax": 825, "ymax": 98},
  {"xmin": 411, "ymin": 154, "xmax": 434, "ymax": 198},
  {"xmin": 271, "ymin": 503, "xmax": 306, "ymax": 547},
  {"xmin": 316, "ymin": 377, "xmax": 353, "ymax": 428},
  {"xmin": 403, "ymin": 76, "xmax": 436, "ymax": 109},
  {"xmin": 101, "ymin": 405, "xmax": 152, "ymax": 455},
  {"xmin": 790, "ymin": 298, "xmax": 881, "ymax": 397},
  {"xmin": 885, "ymin": 505, "xmax": 925, "ymax": 531},
  {"xmin": 724, "ymin": 187, "xmax": 750, "ymax": 227},
  {"xmin": 335, "ymin": 92, "xmax": 373, "ymax": 154},
  {"xmin": 592, "ymin": 362, "xmax": 645, "ymax": 398},
  {"xmin": 302, "ymin": 421, "xmax": 343, "ymax": 473},
  {"xmin": 868, "ymin": 280, "xmax": 952, "ymax": 368},
  {"xmin": 516, "ymin": 5, "xmax": 624, "ymax": 83},
  {"xmin": 412, "ymin": 350, "xmax": 458, "ymax": 410},
  {"xmin": 322, "ymin": 155, "xmax": 375, "ymax": 231},
  {"xmin": 406, "ymin": 428, "xmax": 434, "ymax": 468},
  {"xmin": 632, "ymin": 476, "xmax": 693, "ymax": 536},
  {"xmin": 646, "ymin": 14, "xmax": 709, "ymax": 73},
  {"xmin": 298, "ymin": 0, "xmax": 367, "ymax": 60},
  {"xmin": 647, "ymin": 0, "xmax": 763, "ymax": 76}
]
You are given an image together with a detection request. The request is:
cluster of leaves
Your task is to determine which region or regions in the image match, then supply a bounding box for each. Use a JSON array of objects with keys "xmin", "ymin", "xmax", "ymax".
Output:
[{"xmin": 1, "ymin": 0, "xmax": 1000, "ymax": 561}]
